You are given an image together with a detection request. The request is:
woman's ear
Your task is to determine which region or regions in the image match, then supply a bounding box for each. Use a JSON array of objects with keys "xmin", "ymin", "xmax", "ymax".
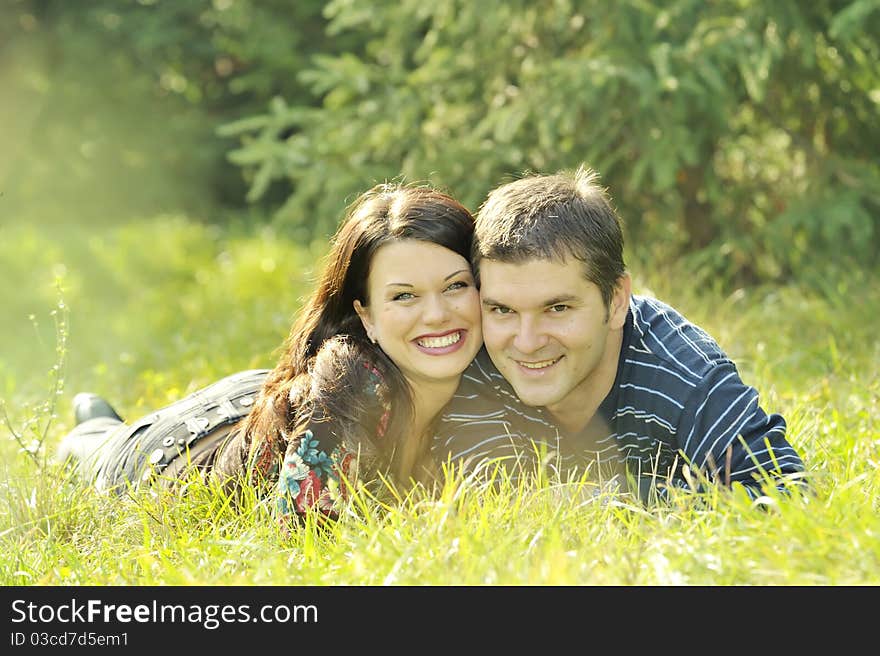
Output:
[{"xmin": 353, "ymin": 300, "xmax": 376, "ymax": 343}]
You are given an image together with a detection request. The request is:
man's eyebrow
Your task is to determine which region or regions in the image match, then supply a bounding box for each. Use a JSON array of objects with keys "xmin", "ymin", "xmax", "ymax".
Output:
[
  {"xmin": 544, "ymin": 294, "xmax": 579, "ymax": 305},
  {"xmin": 482, "ymin": 294, "xmax": 579, "ymax": 307}
]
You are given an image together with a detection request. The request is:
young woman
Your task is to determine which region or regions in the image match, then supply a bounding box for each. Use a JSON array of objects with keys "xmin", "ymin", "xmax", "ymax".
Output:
[{"xmin": 57, "ymin": 182, "xmax": 482, "ymax": 523}]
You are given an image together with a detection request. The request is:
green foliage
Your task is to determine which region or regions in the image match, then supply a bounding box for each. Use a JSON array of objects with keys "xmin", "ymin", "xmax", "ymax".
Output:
[
  {"xmin": 0, "ymin": 0, "xmax": 336, "ymax": 221},
  {"xmin": 0, "ymin": 217, "xmax": 317, "ymax": 418},
  {"xmin": 221, "ymin": 0, "xmax": 880, "ymax": 286},
  {"xmin": 0, "ymin": 288, "xmax": 67, "ymax": 469},
  {"xmin": 6, "ymin": 0, "xmax": 878, "ymax": 286},
  {"xmin": 1, "ymin": 9, "xmax": 220, "ymax": 223}
]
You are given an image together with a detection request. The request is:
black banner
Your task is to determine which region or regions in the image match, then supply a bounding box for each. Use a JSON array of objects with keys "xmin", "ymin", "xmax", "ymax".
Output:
[{"xmin": 0, "ymin": 584, "xmax": 833, "ymax": 650}]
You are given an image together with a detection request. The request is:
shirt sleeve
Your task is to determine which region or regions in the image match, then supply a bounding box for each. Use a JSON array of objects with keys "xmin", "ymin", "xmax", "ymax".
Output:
[
  {"xmin": 676, "ymin": 362, "xmax": 807, "ymax": 499},
  {"xmin": 274, "ymin": 424, "xmax": 355, "ymax": 523}
]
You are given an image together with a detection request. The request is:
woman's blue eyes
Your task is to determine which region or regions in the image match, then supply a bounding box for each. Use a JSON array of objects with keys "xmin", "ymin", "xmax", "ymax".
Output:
[{"xmin": 390, "ymin": 280, "xmax": 468, "ymax": 302}]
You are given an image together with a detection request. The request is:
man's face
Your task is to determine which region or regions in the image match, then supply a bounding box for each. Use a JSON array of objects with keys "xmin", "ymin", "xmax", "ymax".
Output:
[{"xmin": 478, "ymin": 257, "xmax": 629, "ymax": 424}]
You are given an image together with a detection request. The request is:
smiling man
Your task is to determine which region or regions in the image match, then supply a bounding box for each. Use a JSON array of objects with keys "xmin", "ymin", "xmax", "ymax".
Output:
[{"xmin": 433, "ymin": 165, "xmax": 807, "ymax": 502}]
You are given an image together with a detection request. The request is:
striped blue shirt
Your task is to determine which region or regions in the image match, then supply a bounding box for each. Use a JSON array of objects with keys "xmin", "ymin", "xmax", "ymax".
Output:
[{"xmin": 433, "ymin": 295, "xmax": 806, "ymax": 501}]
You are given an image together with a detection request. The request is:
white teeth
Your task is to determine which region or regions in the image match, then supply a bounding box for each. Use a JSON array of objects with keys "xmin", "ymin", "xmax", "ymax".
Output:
[
  {"xmin": 417, "ymin": 331, "xmax": 462, "ymax": 348},
  {"xmin": 519, "ymin": 358, "xmax": 558, "ymax": 369}
]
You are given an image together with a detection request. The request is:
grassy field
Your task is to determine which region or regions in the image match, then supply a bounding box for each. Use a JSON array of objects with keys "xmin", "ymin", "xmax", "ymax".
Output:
[{"xmin": 1, "ymin": 215, "xmax": 878, "ymax": 586}]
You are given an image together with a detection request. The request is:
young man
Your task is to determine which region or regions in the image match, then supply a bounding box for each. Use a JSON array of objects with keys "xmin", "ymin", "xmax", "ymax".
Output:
[{"xmin": 433, "ymin": 165, "xmax": 806, "ymax": 502}]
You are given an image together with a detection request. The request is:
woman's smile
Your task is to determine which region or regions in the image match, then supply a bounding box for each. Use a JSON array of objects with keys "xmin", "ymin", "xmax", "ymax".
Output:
[{"xmin": 414, "ymin": 328, "xmax": 469, "ymax": 353}]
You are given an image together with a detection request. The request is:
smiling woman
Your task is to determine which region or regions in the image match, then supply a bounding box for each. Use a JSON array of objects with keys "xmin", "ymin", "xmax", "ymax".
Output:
[
  {"xmin": 56, "ymin": 182, "xmax": 482, "ymax": 526},
  {"xmin": 353, "ymin": 239, "xmax": 482, "ymax": 478}
]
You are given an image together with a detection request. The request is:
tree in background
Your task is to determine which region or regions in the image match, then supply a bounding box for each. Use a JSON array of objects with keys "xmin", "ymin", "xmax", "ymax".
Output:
[
  {"xmin": 223, "ymin": 0, "xmax": 880, "ymax": 288},
  {"xmin": 6, "ymin": 0, "xmax": 878, "ymax": 289},
  {"xmin": 2, "ymin": 0, "xmax": 335, "ymax": 217}
]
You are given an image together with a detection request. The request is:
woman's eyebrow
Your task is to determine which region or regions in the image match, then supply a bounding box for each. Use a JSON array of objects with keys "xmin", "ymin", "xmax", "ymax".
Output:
[
  {"xmin": 385, "ymin": 269, "xmax": 470, "ymax": 288},
  {"xmin": 444, "ymin": 268, "xmax": 470, "ymax": 281}
]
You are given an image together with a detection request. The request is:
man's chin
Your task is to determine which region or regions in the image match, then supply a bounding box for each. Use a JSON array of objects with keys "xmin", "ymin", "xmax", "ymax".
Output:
[{"xmin": 509, "ymin": 386, "xmax": 555, "ymax": 408}]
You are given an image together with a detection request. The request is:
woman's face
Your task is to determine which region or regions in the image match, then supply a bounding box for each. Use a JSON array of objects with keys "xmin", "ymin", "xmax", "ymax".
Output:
[{"xmin": 354, "ymin": 239, "xmax": 482, "ymax": 388}]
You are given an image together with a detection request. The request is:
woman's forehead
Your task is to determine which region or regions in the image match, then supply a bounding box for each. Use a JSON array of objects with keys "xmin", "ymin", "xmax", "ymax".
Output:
[{"xmin": 368, "ymin": 240, "xmax": 471, "ymax": 284}]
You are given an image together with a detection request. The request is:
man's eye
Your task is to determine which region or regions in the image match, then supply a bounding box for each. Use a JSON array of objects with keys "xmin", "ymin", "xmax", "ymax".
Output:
[
  {"xmin": 392, "ymin": 292, "xmax": 415, "ymax": 301},
  {"xmin": 490, "ymin": 306, "xmax": 513, "ymax": 315},
  {"xmin": 548, "ymin": 304, "xmax": 568, "ymax": 313}
]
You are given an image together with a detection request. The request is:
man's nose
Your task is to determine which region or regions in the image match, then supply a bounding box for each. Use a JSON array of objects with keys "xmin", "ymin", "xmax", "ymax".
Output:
[{"xmin": 512, "ymin": 316, "xmax": 548, "ymax": 354}]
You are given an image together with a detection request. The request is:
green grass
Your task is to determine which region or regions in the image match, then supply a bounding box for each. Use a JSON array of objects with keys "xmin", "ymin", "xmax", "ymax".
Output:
[{"xmin": 1, "ymin": 217, "xmax": 878, "ymax": 586}]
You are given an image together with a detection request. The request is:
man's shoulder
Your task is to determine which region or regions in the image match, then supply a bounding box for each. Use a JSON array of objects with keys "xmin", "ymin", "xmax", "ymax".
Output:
[
  {"xmin": 460, "ymin": 347, "xmax": 506, "ymax": 385},
  {"xmin": 627, "ymin": 295, "xmax": 732, "ymax": 382},
  {"xmin": 444, "ymin": 348, "xmax": 552, "ymax": 427},
  {"xmin": 455, "ymin": 347, "xmax": 522, "ymax": 404}
]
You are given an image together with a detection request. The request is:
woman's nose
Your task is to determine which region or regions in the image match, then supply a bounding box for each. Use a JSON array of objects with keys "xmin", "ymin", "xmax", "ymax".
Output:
[{"xmin": 422, "ymin": 294, "xmax": 451, "ymax": 324}]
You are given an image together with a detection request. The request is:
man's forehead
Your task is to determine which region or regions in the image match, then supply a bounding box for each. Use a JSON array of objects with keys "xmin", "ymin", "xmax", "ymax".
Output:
[
  {"xmin": 479, "ymin": 256, "xmax": 581, "ymax": 279},
  {"xmin": 478, "ymin": 258, "xmax": 596, "ymax": 305}
]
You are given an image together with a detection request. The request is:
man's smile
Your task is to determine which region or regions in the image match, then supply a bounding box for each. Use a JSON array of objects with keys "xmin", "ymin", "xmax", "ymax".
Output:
[{"xmin": 515, "ymin": 355, "xmax": 563, "ymax": 370}]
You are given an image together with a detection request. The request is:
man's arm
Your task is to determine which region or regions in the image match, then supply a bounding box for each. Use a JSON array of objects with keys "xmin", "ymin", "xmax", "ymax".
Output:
[{"xmin": 677, "ymin": 362, "xmax": 807, "ymax": 499}]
